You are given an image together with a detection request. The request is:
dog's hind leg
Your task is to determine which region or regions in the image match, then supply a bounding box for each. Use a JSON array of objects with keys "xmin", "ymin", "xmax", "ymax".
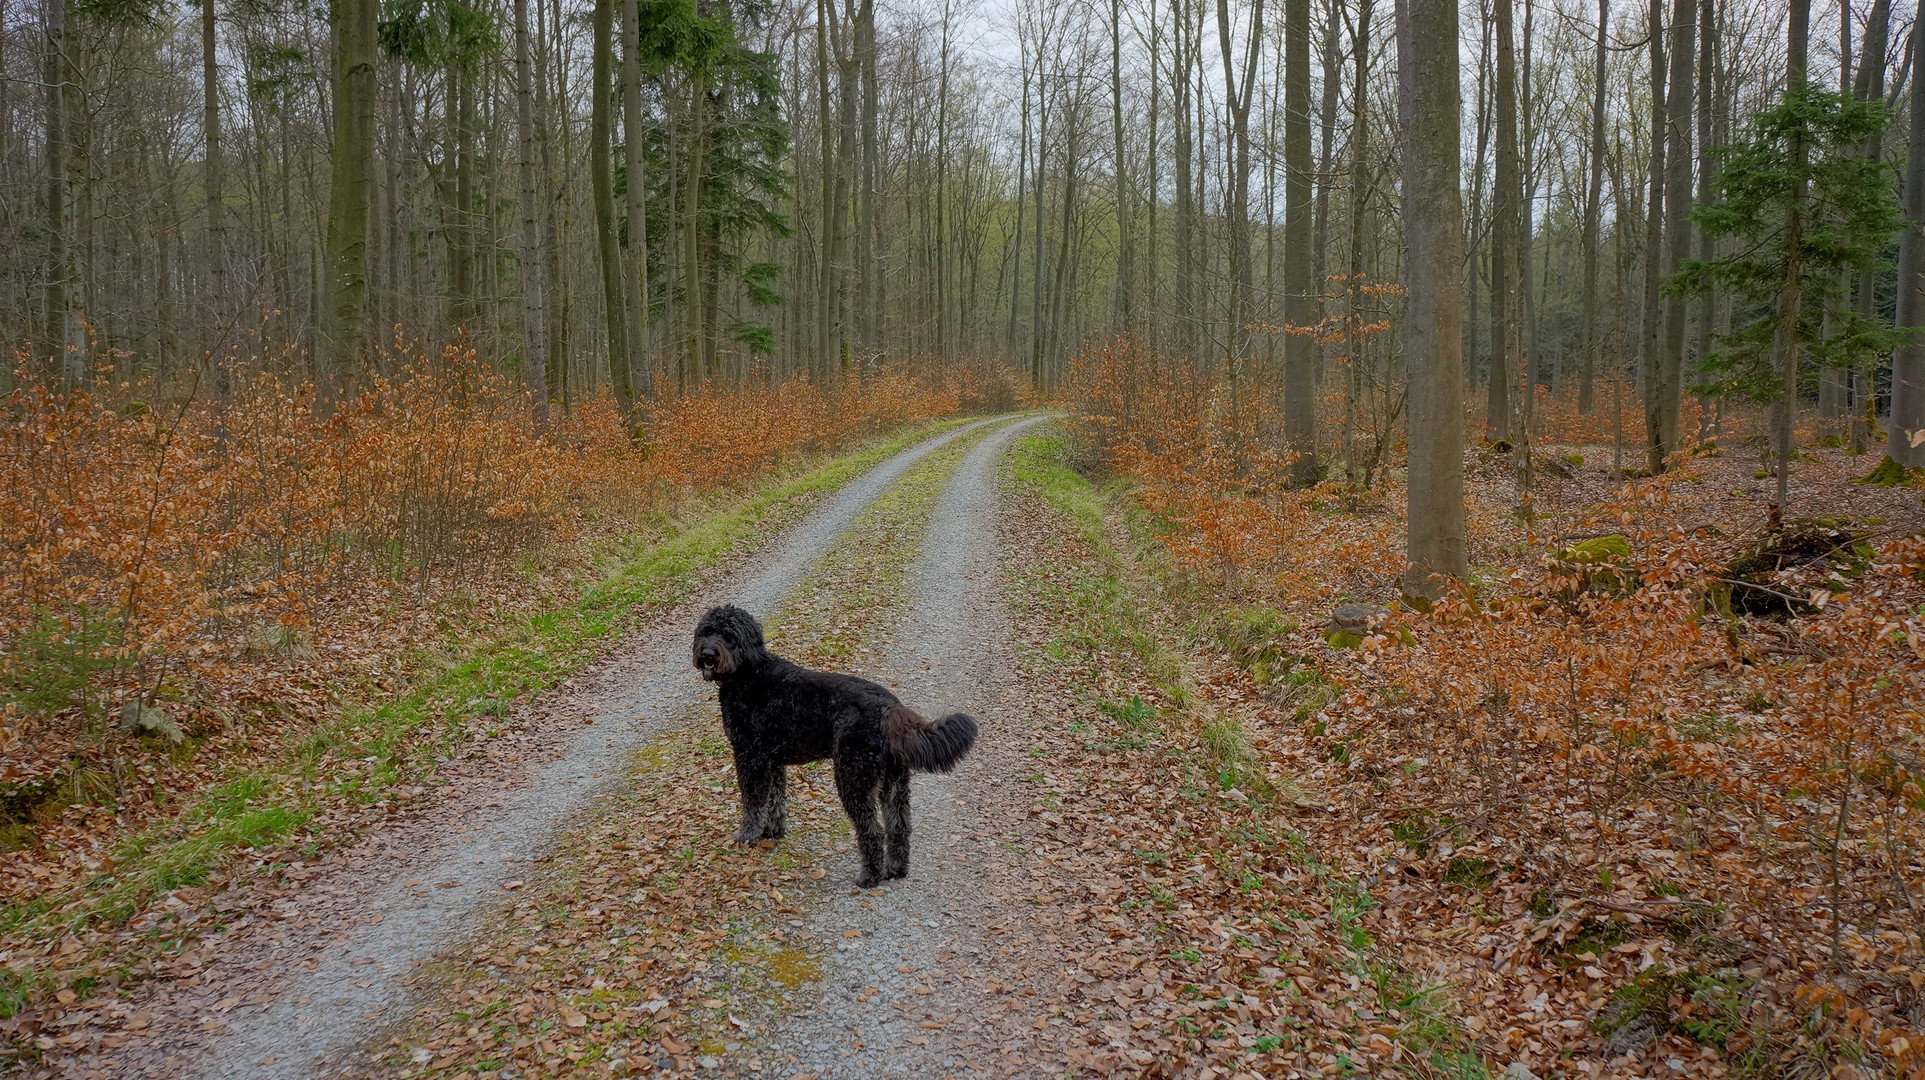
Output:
[
  {"xmin": 880, "ymin": 766, "xmax": 911, "ymax": 879},
  {"xmin": 834, "ymin": 758, "xmax": 888, "ymax": 888}
]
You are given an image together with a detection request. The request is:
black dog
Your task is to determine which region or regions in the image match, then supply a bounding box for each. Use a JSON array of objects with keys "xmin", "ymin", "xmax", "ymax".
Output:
[{"xmin": 692, "ymin": 604, "xmax": 977, "ymax": 887}]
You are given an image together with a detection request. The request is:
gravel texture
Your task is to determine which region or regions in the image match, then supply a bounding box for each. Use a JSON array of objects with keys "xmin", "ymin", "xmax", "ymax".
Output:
[
  {"xmin": 71, "ymin": 418, "xmax": 1007, "ymax": 1080},
  {"xmin": 752, "ymin": 414, "xmax": 1087, "ymax": 1079}
]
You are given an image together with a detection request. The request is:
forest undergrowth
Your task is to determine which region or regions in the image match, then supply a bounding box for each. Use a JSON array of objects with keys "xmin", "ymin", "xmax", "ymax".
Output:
[
  {"xmin": 1061, "ymin": 342, "xmax": 1925, "ymax": 1078},
  {"xmin": 0, "ymin": 353, "xmax": 1002, "ymax": 1019}
]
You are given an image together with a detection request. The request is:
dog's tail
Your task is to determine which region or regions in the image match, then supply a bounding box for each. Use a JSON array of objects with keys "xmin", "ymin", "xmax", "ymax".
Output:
[{"xmin": 886, "ymin": 706, "xmax": 978, "ymax": 773}]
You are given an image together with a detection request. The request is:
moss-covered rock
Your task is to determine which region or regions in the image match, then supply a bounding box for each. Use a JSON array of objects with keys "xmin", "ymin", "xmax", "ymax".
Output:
[{"xmin": 1548, "ymin": 533, "xmax": 1638, "ymax": 598}]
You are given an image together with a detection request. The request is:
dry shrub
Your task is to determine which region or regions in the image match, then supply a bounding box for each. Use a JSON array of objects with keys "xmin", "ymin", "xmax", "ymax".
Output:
[
  {"xmin": 1068, "ymin": 339, "xmax": 1404, "ymax": 600},
  {"xmin": 1067, "ymin": 339, "xmax": 1925, "ymax": 1074}
]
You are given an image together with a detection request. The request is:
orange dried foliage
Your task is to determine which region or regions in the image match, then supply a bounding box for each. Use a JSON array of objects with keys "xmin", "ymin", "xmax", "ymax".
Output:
[
  {"xmin": 0, "ymin": 352, "xmax": 961, "ymax": 790},
  {"xmin": 1067, "ymin": 339, "xmax": 1925, "ymax": 1073}
]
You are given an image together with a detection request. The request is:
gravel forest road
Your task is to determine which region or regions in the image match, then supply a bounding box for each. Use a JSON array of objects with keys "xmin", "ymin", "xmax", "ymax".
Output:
[
  {"xmin": 80, "ymin": 416, "xmax": 1015, "ymax": 1080},
  {"xmin": 754, "ymin": 414, "xmax": 1057, "ymax": 1078}
]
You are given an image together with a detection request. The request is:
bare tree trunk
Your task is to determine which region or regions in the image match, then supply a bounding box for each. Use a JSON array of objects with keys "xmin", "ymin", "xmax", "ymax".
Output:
[
  {"xmin": 322, "ymin": 0, "xmax": 376, "ymax": 401},
  {"xmin": 1111, "ymin": 0, "xmax": 1132, "ymax": 329},
  {"xmin": 591, "ymin": 0, "xmax": 635, "ymax": 424},
  {"xmin": 1691, "ymin": 0, "xmax": 1714, "ymax": 433},
  {"xmin": 1578, "ymin": 0, "xmax": 1608, "ymax": 414},
  {"xmin": 1892, "ymin": 0, "xmax": 1925, "ymax": 467},
  {"xmin": 935, "ymin": 3, "xmax": 952, "ymax": 367},
  {"xmin": 514, "ymin": 0, "xmax": 548, "ymax": 427},
  {"xmin": 1650, "ymin": 0, "xmax": 1694, "ymax": 470},
  {"xmin": 814, "ymin": 0, "xmax": 838, "ymax": 379},
  {"xmin": 1216, "ymin": 0, "xmax": 1261, "ymax": 376},
  {"xmin": 1848, "ymin": 0, "xmax": 1889, "ymax": 453},
  {"xmin": 858, "ymin": 0, "xmax": 878, "ymax": 359},
  {"xmin": 1312, "ymin": 0, "xmax": 1340, "ymax": 372},
  {"xmin": 202, "ymin": 0, "xmax": 226, "ymax": 366},
  {"xmin": 1490, "ymin": 0, "xmax": 1520, "ymax": 449},
  {"xmin": 830, "ymin": 2, "xmax": 857, "ymax": 376},
  {"xmin": 1008, "ymin": 51, "xmax": 1028, "ymax": 356},
  {"xmin": 1771, "ymin": 0, "xmax": 1810, "ymax": 507},
  {"xmin": 538, "ymin": 0, "xmax": 567, "ymax": 407},
  {"xmin": 1283, "ymin": 0, "xmax": 1317, "ymax": 482},
  {"xmin": 44, "ymin": 0, "xmax": 79, "ymax": 383},
  {"xmin": 683, "ymin": 73, "xmax": 710, "ymax": 381},
  {"xmin": 621, "ymin": 0, "xmax": 652, "ymax": 395},
  {"xmin": 1400, "ymin": 0, "xmax": 1468, "ymax": 597},
  {"xmin": 1342, "ymin": 0, "xmax": 1372, "ymax": 482},
  {"xmin": 1639, "ymin": 0, "xmax": 1665, "ymax": 459}
]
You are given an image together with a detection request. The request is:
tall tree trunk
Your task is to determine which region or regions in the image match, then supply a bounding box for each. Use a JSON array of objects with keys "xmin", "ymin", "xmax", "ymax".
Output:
[
  {"xmin": 1771, "ymin": 0, "xmax": 1810, "ymax": 505},
  {"xmin": 1639, "ymin": 0, "xmax": 1665, "ymax": 450},
  {"xmin": 538, "ymin": 0, "xmax": 567, "ymax": 406},
  {"xmin": 1848, "ymin": 0, "xmax": 1889, "ymax": 453},
  {"xmin": 1008, "ymin": 55, "xmax": 1028, "ymax": 355},
  {"xmin": 1400, "ymin": 0, "xmax": 1468, "ymax": 597},
  {"xmin": 1892, "ymin": 0, "xmax": 1925, "ymax": 467},
  {"xmin": 857, "ymin": 0, "xmax": 878, "ymax": 357},
  {"xmin": 1650, "ymin": 0, "xmax": 1693, "ymax": 471},
  {"xmin": 514, "ymin": 0, "xmax": 548, "ymax": 427},
  {"xmin": 1111, "ymin": 0, "xmax": 1132, "ymax": 328},
  {"xmin": 1282, "ymin": 0, "xmax": 1317, "ymax": 482},
  {"xmin": 935, "ymin": 4, "xmax": 951, "ymax": 366},
  {"xmin": 1466, "ymin": 13, "xmax": 1490, "ymax": 407},
  {"xmin": 1691, "ymin": 0, "xmax": 1714, "ymax": 434},
  {"xmin": 814, "ymin": 0, "xmax": 837, "ymax": 379},
  {"xmin": 685, "ymin": 72, "xmax": 710, "ymax": 381},
  {"xmin": 1312, "ymin": 0, "xmax": 1340, "ymax": 373},
  {"xmin": 44, "ymin": 0, "xmax": 79, "ymax": 383},
  {"xmin": 591, "ymin": 0, "xmax": 635, "ymax": 424},
  {"xmin": 1032, "ymin": 63, "xmax": 1049, "ymax": 384},
  {"xmin": 1172, "ymin": 0, "xmax": 1194, "ymax": 364},
  {"xmin": 831, "ymin": 4, "xmax": 857, "ymax": 376},
  {"xmin": 322, "ymin": 0, "xmax": 376, "ymax": 401},
  {"xmin": 621, "ymin": 0, "xmax": 652, "ymax": 395},
  {"xmin": 1216, "ymin": 0, "xmax": 1261, "ymax": 377},
  {"xmin": 1490, "ymin": 0, "xmax": 1521, "ymax": 448},
  {"xmin": 1578, "ymin": 0, "xmax": 1608, "ymax": 414},
  {"xmin": 1341, "ymin": 0, "xmax": 1371, "ymax": 483},
  {"xmin": 446, "ymin": 54, "xmax": 474, "ymax": 330},
  {"xmin": 202, "ymin": 0, "xmax": 226, "ymax": 364}
]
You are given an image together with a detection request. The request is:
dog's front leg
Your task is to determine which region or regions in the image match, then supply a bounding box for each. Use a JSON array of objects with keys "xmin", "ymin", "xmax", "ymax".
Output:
[{"xmin": 733, "ymin": 754, "xmax": 781, "ymax": 845}]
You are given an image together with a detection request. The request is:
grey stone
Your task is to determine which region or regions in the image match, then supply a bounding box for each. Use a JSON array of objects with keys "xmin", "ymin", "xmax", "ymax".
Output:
[
  {"xmin": 1328, "ymin": 603, "xmax": 1390, "ymax": 632},
  {"xmin": 119, "ymin": 700, "xmax": 184, "ymax": 744}
]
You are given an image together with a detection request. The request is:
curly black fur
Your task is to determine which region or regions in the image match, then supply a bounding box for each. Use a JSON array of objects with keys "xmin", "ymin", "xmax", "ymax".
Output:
[{"xmin": 692, "ymin": 604, "xmax": 978, "ymax": 887}]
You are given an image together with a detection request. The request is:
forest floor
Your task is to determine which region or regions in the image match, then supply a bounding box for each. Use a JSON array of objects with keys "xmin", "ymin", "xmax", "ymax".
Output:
[{"xmin": 17, "ymin": 417, "xmax": 1925, "ymax": 1080}]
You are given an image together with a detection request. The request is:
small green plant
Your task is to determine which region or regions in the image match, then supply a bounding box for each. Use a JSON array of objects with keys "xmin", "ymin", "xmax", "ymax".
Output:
[
  {"xmin": 1389, "ymin": 809, "xmax": 1454, "ymax": 858},
  {"xmin": 1443, "ymin": 856, "xmax": 1494, "ymax": 889},
  {"xmin": 2, "ymin": 607, "xmax": 124, "ymax": 719},
  {"xmin": 1097, "ymin": 696, "xmax": 1157, "ymax": 727}
]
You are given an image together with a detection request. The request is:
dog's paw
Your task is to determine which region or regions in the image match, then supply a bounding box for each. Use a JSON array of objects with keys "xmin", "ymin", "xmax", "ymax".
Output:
[
  {"xmin": 855, "ymin": 870, "xmax": 883, "ymax": 889},
  {"xmin": 731, "ymin": 828, "xmax": 759, "ymax": 847},
  {"xmin": 886, "ymin": 865, "xmax": 908, "ymax": 880}
]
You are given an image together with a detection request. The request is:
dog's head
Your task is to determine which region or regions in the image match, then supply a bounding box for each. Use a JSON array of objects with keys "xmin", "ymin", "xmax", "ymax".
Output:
[{"xmin": 692, "ymin": 604, "xmax": 765, "ymax": 683}]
